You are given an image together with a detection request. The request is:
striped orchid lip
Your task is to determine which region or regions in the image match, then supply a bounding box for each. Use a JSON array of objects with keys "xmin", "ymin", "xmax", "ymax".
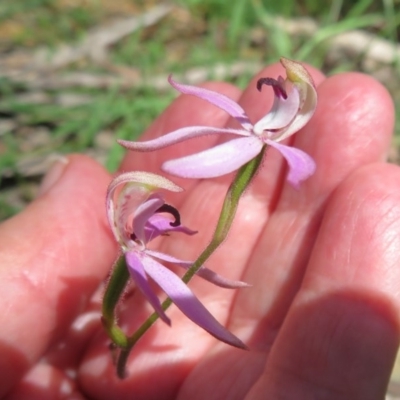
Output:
[
  {"xmin": 106, "ymin": 171, "xmax": 249, "ymax": 349},
  {"xmin": 119, "ymin": 58, "xmax": 318, "ymax": 188}
]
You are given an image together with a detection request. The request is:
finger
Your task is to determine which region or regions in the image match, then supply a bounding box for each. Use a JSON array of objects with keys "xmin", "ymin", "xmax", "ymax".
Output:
[
  {"xmin": 0, "ymin": 155, "xmax": 117, "ymax": 397},
  {"xmin": 246, "ymin": 163, "xmax": 400, "ymax": 400},
  {"xmin": 231, "ymin": 72, "xmax": 395, "ymax": 338}
]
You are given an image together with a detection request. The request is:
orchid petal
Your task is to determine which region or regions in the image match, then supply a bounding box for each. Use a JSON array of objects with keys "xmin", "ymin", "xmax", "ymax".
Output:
[
  {"xmin": 125, "ymin": 252, "xmax": 170, "ymax": 325},
  {"xmin": 266, "ymin": 140, "xmax": 316, "ymax": 188},
  {"xmin": 133, "ymin": 195, "xmax": 164, "ymax": 243},
  {"xmin": 276, "ymin": 58, "xmax": 318, "ymax": 142},
  {"xmin": 253, "ymin": 85, "xmax": 300, "ymax": 136},
  {"xmin": 272, "ymin": 83, "xmax": 317, "ymax": 142},
  {"xmin": 142, "ymin": 255, "xmax": 247, "ymax": 349},
  {"xmin": 106, "ymin": 171, "xmax": 182, "ymax": 246},
  {"xmin": 162, "ymin": 136, "xmax": 263, "ymax": 179},
  {"xmin": 145, "ymin": 214, "xmax": 197, "ymax": 242},
  {"xmin": 168, "ymin": 75, "xmax": 253, "ymax": 131},
  {"xmin": 118, "ymin": 126, "xmax": 248, "ymax": 152},
  {"xmin": 146, "ymin": 249, "xmax": 250, "ymax": 289},
  {"xmin": 185, "ymin": 266, "xmax": 251, "ymax": 289}
]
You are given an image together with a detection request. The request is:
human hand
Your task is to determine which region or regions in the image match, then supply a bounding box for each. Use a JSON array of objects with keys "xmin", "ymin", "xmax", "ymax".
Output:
[{"xmin": 1, "ymin": 62, "xmax": 399, "ymax": 400}]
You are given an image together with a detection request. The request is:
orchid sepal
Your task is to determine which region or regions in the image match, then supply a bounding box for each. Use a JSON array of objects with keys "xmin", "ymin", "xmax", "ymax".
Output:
[
  {"xmin": 117, "ymin": 126, "xmax": 248, "ymax": 152},
  {"xmin": 162, "ymin": 136, "xmax": 264, "ymax": 179},
  {"xmin": 146, "ymin": 249, "xmax": 251, "ymax": 289}
]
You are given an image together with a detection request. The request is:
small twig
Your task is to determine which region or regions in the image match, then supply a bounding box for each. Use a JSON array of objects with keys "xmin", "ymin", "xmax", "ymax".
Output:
[
  {"xmin": 0, "ymin": 61, "xmax": 263, "ymax": 91},
  {"xmin": 34, "ymin": 4, "xmax": 174, "ymax": 69}
]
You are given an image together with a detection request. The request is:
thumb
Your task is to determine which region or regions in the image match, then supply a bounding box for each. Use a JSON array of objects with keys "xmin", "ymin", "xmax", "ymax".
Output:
[{"xmin": 0, "ymin": 154, "xmax": 117, "ymax": 397}]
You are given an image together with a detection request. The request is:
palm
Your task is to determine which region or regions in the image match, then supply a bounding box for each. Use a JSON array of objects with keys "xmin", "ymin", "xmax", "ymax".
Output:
[{"xmin": 1, "ymin": 63, "xmax": 399, "ymax": 400}]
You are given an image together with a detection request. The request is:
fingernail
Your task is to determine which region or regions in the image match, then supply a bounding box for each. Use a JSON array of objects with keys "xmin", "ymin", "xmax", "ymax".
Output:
[{"xmin": 38, "ymin": 156, "xmax": 69, "ymax": 197}]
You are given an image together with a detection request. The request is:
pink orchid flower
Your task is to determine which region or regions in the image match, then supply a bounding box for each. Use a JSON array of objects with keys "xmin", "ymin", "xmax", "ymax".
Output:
[
  {"xmin": 119, "ymin": 58, "xmax": 317, "ymax": 188},
  {"xmin": 106, "ymin": 171, "xmax": 248, "ymax": 348}
]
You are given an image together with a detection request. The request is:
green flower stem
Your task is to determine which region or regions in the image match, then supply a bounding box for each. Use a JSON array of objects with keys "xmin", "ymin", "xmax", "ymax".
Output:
[
  {"xmin": 115, "ymin": 146, "xmax": 267, "ymax": 379},
  {"xmin": 102, "ymin": 255, "xmax": 130, "ymax": 348}
]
